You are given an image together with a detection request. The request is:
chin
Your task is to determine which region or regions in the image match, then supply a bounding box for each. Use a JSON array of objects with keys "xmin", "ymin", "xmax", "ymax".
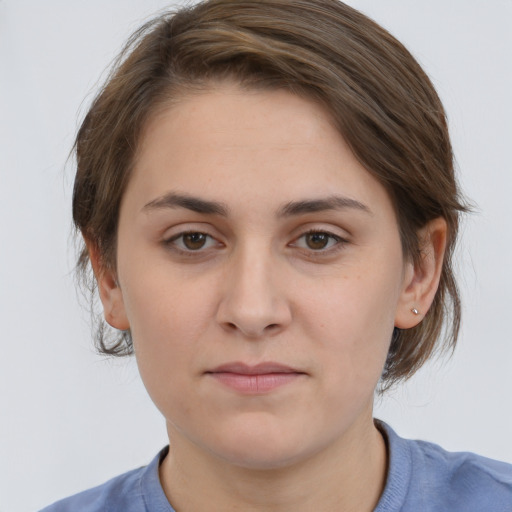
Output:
[
  {"xmin": 201, "ymin": 419, "xmax": 320, "ymax": 471},
  {"xmin": 217, "ymin": 443, "xmax": 308, "ymax": 471}
]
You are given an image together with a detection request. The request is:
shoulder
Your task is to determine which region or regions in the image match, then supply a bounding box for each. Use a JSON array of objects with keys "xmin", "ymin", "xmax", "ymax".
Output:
[
  {"xmin": 414, "ymin": 434, "xmax": 512, "ymax": 484},
  {"xmin": 412, "ymin": 437, "xmax": 512, "ymax": 509},
  {"xmin": 376, "ymin": 421, "xmax": 512, "ymax": 512},
  {"xmin": 38, "ymin": 466, "xmax": 145, "ymax": 512},
  {"xmin": 38, "ymin": 447, "xmax": 170, "ymax": 512}
]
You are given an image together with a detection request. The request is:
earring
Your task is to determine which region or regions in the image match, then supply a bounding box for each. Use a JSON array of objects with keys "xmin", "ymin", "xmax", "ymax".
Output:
[{"xmin": 411, "ymin": 308, "xmax": 419, "ymax": 315}]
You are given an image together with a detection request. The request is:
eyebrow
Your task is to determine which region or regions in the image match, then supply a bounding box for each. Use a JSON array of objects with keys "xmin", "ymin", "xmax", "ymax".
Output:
[
  {"xmin": 143, "ymin": 192, "xmax": 229, "ymax": 216},
  {"xmin": 142, "ymin": 192, "xmax": 371, "ymax": 217},
  {"xmin": 278, "ymin": 196, "xmax": 372, "ymax": 217}
]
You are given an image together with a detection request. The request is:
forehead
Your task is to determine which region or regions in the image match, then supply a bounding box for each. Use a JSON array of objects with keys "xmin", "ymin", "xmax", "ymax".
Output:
[
  {"xmin": 139, "ymin": 84, "xmax": 338, "ymax": 157},
  {"xmin": 126, "ymin": 83, "xmax": 393, "ymax": 219}
]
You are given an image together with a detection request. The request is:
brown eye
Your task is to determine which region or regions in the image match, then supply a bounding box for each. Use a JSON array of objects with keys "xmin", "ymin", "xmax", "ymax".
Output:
[
  {"xmin": 305, "ymin": 232, "xmax": 331, "ymax": 250},
  {"xmin": 182, "ymin": 232, "xmax": 208, "ymax": 250},
  {"xmin": 166, "ymin": 231, "xmax": 220, "ymax": 254},
  {"xmin": 291, "ymin": 231, "xmax": 344, "ymax": 253}
]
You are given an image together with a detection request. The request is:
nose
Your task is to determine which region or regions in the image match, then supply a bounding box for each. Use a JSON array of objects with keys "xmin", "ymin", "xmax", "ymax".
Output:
[{"xmin": 215, "ymin": 244, "xmax": 292, "ymax": 338}]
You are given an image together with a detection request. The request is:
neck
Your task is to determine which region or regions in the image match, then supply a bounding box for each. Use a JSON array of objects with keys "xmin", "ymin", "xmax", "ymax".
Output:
[{"xmin": 159, "ymin": 413, "xmax": 387, "ymax": 512}]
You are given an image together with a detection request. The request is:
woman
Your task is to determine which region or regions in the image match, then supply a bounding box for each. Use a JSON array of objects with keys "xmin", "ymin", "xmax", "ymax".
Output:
[{"xmin": 40, "ymin": 0, "xmax": 512, "ymax": 510}]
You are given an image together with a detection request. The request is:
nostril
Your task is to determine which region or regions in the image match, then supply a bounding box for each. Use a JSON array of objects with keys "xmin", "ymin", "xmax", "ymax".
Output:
[{"xmin": 222, "ymin": 321, "xmax": 281, "ymax": 336}]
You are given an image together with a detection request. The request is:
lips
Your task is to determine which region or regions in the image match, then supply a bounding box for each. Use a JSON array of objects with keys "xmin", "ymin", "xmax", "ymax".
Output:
[
  {"xmin": 208, "ymin": 362, "xmax": 302, "ymax": 375},
  {"xmin": 205, "ymin": 362, "xmax": 306, "ymax": 394}
]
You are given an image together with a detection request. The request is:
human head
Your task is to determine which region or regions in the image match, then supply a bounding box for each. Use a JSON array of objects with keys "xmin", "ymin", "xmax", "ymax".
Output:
[{"xmin": 74, "ymin": 0, "xmax": 467, "ymax": 389}]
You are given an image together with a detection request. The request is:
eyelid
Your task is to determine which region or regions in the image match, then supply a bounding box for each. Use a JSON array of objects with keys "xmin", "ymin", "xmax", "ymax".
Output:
[
  {"xmin": 301, "ymin": 230, "xmax": 340, "ymax": 244},
  {"xmin": 289, "ymin": 228, "xmax": 350, "ymax": 254},
  {"xmin": 161, "ymin": 221, "xmax": 221, "ymax": 242},
  {"xmin": 161, "ymin": 224, "xmax": 349, "ymax": 256},
  {"xmin": 163, "ymin": 228, "xmax": 224, "ymax": 255}
]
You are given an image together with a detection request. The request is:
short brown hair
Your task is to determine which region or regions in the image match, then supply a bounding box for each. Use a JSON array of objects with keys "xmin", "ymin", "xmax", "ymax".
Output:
[{"xmin": 73, "ymin": 0, "xmax": 468, "ymax": 388}]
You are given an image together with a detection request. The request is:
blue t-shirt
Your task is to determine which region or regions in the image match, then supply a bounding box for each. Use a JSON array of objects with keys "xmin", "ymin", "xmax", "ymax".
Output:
[{"xmin": 39, "ymin": 422, "xmax": 512, "ymax": 511}]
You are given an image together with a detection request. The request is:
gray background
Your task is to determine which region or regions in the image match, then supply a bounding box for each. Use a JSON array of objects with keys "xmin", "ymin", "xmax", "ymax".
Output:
[{"xmin": 1, "ymin": 1, "xmax": 511, "ymax": 510}]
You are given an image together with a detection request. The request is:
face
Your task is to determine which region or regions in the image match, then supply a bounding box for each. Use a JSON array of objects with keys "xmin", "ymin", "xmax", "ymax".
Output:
[{"xmin": 105, "ymin": 84, "xmax": 417, "ymax": 469}]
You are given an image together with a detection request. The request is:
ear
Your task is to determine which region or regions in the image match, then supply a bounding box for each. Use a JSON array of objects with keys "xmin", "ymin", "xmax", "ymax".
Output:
[
  {"xmin": 395, "ymin": 217, "xmax": 447, "ymax": 329},
  {"xmin": 86, "ymin": 240, "xmax": 130, "ymax": 331}
]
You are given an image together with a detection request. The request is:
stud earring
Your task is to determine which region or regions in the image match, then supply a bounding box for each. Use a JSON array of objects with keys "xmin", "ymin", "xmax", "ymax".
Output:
[{"xmin": 411, "ymin": 308, "xmax": 419, "ymax": 315}]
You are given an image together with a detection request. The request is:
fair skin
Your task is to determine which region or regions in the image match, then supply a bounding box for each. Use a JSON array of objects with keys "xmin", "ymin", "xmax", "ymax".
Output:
[{"xmin": 90, "ymin": 83, "xmax": 446, "ymax": 511}]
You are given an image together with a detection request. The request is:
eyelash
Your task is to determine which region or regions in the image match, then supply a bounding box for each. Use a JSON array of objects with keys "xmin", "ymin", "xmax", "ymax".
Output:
[
  {"xmin": 292, "ymin": 229, "xmax": 347, "ymax": 253},
  {"xmin": 163, "ymin": 229, "xmax": 348, "ymax": 257},
  {"xmin": 165, "ymin": 231, "xmax": 220, "ymax": 255}
]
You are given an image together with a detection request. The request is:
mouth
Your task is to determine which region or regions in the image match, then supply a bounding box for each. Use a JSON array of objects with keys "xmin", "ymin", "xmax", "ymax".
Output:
[{"xmin": 205, "ymin": 362, "xmax": 307, "ymax": 394}]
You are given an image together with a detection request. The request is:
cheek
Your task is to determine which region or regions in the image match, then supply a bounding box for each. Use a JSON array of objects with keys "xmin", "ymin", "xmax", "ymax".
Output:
[
  {"xmin": 119, "ymin": 265, "xmax": 220, "ymax": 391},
  {"xmin": 121, "ymin": 255, "xmax": 217, "ymax": 340},
  {"xmin": 301, "ymin": 261, "xmax": 402, "ymax": 385},
  {"xmin": 305, "ymin": 267, "xmax": 399, "ymax": 337},
  {"xmin": 126, "ymin": 291, "xmax": 206, "ymax": 422}
]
